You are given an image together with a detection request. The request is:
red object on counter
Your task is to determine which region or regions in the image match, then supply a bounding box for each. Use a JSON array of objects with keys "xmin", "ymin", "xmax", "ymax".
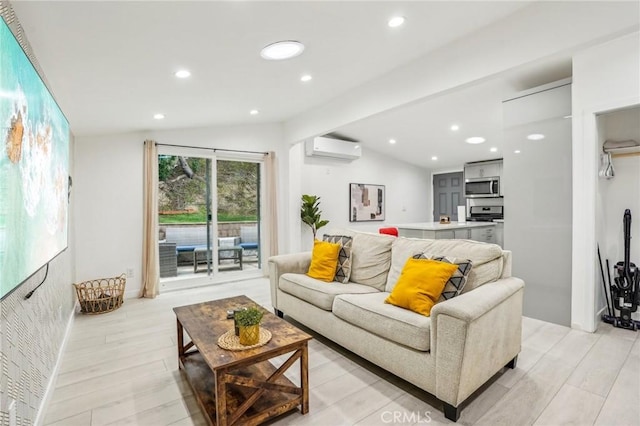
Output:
[{"xmin": 379, "ymin": 227, "xmax": 399, "ymax": 237}]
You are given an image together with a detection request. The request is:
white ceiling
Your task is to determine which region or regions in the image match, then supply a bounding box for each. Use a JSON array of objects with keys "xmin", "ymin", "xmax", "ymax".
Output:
[
  {"xmin": 335, "ymin": 56, "xmax": 572, "ymax": 169},
  {"xmin": 11, "ymin": 1, "xmax": 530, "ymax": 138},
  {"xmin": 9, "ymin": 1, "xmax": 633, "ymax": 170}
]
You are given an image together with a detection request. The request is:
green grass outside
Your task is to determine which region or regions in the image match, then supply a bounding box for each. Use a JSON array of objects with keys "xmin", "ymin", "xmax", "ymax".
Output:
[{"xmin": 159, "ymin": 212, "xmax": 257, "ymax": 224}]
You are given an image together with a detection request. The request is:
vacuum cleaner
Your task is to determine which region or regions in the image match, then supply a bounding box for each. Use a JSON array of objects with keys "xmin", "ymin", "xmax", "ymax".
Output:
[{"xmin": 601, "ymin": 209, "xmax": 640, "ymax": 331}]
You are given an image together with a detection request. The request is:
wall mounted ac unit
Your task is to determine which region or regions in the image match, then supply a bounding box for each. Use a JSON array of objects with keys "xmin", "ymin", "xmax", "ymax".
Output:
[{"xmin": 305, "ymin": 136, "xmax": 362, "ymax": 160}]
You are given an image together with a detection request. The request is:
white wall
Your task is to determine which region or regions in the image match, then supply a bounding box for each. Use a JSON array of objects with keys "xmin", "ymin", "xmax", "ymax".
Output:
[
  {"xmin": 74, "ymin": 123, "xmax": 285, "ymax": 297},
  {"xmin": 572, "ymin": 32, "xmax": 640, "ymax": 331},
  {"xmin": 74, "ymin": 131, "xmax": 145, "ymax": 297},
  {"xmin": 291, "ymin": 144, "xmax": 431, "ymax": 252}
]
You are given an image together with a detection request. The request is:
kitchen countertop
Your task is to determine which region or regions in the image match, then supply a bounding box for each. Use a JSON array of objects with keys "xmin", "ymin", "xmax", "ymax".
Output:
[{"xmin": 396, "ymin": 221, "xmax": 496, "ymax": 231}]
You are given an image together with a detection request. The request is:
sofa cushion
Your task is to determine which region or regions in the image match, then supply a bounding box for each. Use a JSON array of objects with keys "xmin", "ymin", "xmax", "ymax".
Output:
[
  {"xmin": 333, "ymin": 293, "xmax": 432, "ymax": 351},
  {"xmin": 279, "ymin": 273, "xmax": 379, "ymax": 311},
  {"xmin": 461, "ymin": 257, "xmax": 504, "ymax": 293},
  {"xmin": 349, "ymin": 231, "xmax": 395, "ymax": 291},
  {"xmin": 386, "ymin": 237, "xmax": 504, "ymax": 293},
  {"xmin": 322, "ymin": 234, "xmax": 353, "ymax": 283}
]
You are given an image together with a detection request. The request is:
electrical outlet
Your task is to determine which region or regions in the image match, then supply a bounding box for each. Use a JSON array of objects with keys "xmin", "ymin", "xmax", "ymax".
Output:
[
  {"xmin": 126, "ymin": 268, "xmax": 134, "ymax": 278},
  {"xmin": 8, "ymin": 398, "xmax": 16, "ymax": 426}
]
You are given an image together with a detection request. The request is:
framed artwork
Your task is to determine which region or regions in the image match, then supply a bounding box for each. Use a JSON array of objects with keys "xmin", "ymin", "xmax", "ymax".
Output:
[{"xmin": 349, "ymin": 183, "xmax": 385, "ymax": 222}]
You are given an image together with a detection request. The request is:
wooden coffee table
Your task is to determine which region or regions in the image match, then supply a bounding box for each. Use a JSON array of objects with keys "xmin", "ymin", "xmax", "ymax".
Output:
[{"xmin": 173, "ymin": 295, "xmax": 312, "ymax": 426}]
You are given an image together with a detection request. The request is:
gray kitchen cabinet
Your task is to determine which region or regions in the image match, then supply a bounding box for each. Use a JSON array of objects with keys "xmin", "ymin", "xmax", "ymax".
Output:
[
  {"xmin": 403, "ymin": 229, "xmax": 458, "ymax": 239},
  {"xmin": 400, "ymin": 226, "xmax": 481, "ymax": 240},
  {"xmin": 454, "ymin": 228, "xmax": 471, "ymax": 239},
  {"xmin": 469, "ymin": 226, "xmax": 495, "ymax": 243},
  {"xmin": 431, "ymin": 228, "xmax": 471, "ymax": 239},
  {"xmin": 464, "ymin": 161, "xmax": 501, "ymax": 179},
  {"xmin": 436, "ymin": 230, "xmax": 454, "ymax": 239},
  {"xmin": 400, "ymin": 229, "xmax": 438, "ymax": 239}
]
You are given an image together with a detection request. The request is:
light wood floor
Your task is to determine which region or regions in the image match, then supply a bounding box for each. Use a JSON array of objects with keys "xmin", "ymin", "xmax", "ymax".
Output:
[{"xmin": 43, "ymin": 278, "xmax": 640, "ymax": 426}]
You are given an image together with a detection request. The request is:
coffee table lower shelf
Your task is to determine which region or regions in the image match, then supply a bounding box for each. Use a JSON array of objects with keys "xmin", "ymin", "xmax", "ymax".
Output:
[{"xmin": 180, "ymin": 351, "xmax": 302, "ymax": 426}]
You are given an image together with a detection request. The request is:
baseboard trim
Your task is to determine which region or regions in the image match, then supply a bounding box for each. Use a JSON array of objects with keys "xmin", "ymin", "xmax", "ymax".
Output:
[
  {"xmin": 125, "ymin": 289, "xmax": 139, "ymax": 299},
  {"xmin": 34, "ymin": 302, "xmax": 77, "ymax": 426},
  {"xmin": 593, "ymin": 306, "xmax": 607, "ymax": 331}
]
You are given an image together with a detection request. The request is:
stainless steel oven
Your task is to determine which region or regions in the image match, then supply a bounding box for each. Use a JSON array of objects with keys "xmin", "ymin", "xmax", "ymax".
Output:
[
  {"xmin": 467, "ymin": 205, "xmax": 504, "ymax": 221},
  {"xmin": 464, "ymin": 177, "xmax": 500, "ymax": 198}
]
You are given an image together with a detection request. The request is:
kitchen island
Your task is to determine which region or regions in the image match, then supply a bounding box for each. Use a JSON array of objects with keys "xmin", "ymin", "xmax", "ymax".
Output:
[{"xmin": 397, "ymin": 221, "xmax": 496, "ymax": 243}]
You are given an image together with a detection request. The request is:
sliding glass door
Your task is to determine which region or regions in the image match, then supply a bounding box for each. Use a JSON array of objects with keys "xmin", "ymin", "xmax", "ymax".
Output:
[
  {"xmin": 157, "ymin": 146, "xmax": 263, "ymax": 291},
  {"xmin": 158, "ymin": 152, "xmax": 215, "ymax": 283},
  {"xmin": 216, "ymin": 159, "xmax": 262, "ymax": 271}
]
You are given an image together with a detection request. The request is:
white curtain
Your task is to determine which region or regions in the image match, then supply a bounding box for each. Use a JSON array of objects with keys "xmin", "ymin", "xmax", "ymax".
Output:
[
  {"xmin": 140, "ymin": 140, "xmax": 159, "ymax": 298},
  {"xmin": 265, "ymin": 151, "xmax": 279, "ymax": 257}
]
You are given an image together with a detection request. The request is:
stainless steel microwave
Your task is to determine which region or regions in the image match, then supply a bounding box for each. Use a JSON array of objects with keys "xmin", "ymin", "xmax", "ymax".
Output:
[{"xmin": 465, "ymin": 177, "xmax": 500, "ymax": 198}]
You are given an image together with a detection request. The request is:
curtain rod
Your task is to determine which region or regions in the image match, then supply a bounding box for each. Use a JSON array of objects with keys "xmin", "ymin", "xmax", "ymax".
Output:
[{"xmin": 154, "ymin": 142, "xmax": 268, "ymax": 156}]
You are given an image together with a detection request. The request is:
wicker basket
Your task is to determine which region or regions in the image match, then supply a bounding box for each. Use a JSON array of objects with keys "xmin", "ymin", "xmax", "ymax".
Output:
[{"xmin": 74, "ymin": 274, "xmax": 126, "ymax": 314}]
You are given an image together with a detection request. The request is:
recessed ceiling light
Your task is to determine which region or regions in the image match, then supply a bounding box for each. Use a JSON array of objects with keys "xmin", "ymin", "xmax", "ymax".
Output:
[
  {"xmin": 431, "ymin": 156, "xmax": 438, "ymax": 161},
  {"xmin": 465, "ymin": 137, "xmax": 486, "ymax": 144},
  {"xmin": 490, "ymin": 147, "xmax": 498, "ymax": 153},
  {"xmin": 174, "ymin": 69, "xmax": 191, "ymax": 79},
  {"xmin": 260, "ymin": 41, "xmax": 305, "ymax": 60},
  {"xmin": 450, "ymin": 124, "xmax": 459, "ymax": 131},
  {"xmin": 300, "ymin": 74, "xmax": 312, "ymax": 82},
  {"xmin": 354, "ymin": 145, "xmax": 360, "ymax": 150},
  {"xmin": 250, "ymin": 109, "xmax": 259, "ymax": 115},
  {"xmin": 388, "ymin": 16, "xmax": 405, "ymax": 28},
  {"xmin": 514, "ymin": 150, "xmax": 521, "ymax": 154},
  {"xmin": 153, "ymin": 113, "xmax": 165, "ymax": 120},
  {"xmin": 389, "ymin": 139, "xmax": 396, "ymax": 144},
  {"xmin": 527, "ymin": 133, "xmax": 545, "ymax": 140}
]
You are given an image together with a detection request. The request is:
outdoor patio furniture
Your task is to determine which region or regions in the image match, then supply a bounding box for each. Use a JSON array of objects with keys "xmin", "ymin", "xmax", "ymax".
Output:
[
  {"xmin": 239, "ymin": 225, "xmax": 259, "ymax": 260},
  {"xmin": 159, "ymin": 242, "xmax": 178, "ymax": 277},
  {"xmin": 218, "ymin": 236, "xmax": 241, "ymax": 258},
  {"xmin": 164, "ymin": 225, "xmax": 210, "ymax": 265},
  {"xmin": 162, "ymin": 226, "xmax": 249, "ymax": 273},
  {"xmin": 193, "ymin": 246, "xmax": 243, "ymax": 273}
]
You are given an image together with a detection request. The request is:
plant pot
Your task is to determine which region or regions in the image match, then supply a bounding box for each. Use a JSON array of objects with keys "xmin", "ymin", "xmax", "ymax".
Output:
[{"xmin": 239, "ymin": 324, "xmax": 260, "ymax": 345}]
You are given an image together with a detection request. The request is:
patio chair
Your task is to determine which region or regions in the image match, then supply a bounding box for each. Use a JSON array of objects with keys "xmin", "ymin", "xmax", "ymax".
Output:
[
  {"xmin": 159, "ymin": 242, "xmax": 178, "ymax": 277},
  {"xmin": 239, "ymin": 225, "xmax": 259, "ymax": 260}
]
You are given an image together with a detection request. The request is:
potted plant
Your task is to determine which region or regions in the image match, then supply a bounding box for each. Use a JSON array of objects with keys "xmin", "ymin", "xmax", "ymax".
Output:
[
  {"xmin": 301, "ymin": 194, "xmax": 329, "ymax": 240},
  {"xmin": 234, "ymin": 306, "xmax": 264, "ymax": 345}
]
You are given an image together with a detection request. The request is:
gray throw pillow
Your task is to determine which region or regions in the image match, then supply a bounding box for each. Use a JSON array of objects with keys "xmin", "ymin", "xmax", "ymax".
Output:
[
  {"xmin": 323, "ymin": 235, "xmax": 353, "ymax": 283},
  {"xmin": 413, "ymin": 253, "xmax": 473, "ymax": 301}
]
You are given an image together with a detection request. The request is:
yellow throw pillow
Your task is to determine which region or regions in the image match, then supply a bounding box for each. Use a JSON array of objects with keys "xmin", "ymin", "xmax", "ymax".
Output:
[
  {"xmin": 385, "ymin": 258, "xmax": 458, "ymax": 316},
  {"xmin": 307, "ymin": 240, "xmax": 342, "ymax": 282}
]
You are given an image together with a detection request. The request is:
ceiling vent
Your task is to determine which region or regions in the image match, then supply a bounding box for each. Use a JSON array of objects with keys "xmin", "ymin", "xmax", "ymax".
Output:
[{"xmin": 305, "ymin": 136, "xmax": 362, "ymax": 160}]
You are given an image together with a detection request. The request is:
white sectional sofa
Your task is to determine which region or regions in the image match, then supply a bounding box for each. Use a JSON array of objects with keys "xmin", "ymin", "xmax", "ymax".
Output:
[{"xmin": 268, "ymin": 229, "xmax": 524, "ymax": 422}]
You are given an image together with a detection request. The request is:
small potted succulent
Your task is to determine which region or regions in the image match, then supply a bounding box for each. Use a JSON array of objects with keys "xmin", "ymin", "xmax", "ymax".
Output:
[{"xmin": 234, "ymin": 306, "xmax": 264, "ymax": 345}]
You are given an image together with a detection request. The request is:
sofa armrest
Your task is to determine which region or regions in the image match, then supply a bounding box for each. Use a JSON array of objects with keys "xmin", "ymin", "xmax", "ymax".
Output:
[
  {"xmin": 430, "ymin": 277, "xmax": 524, "ymax": 407},
  {"xmin": 268, "ymin": 252, "xmax": 312, "ymax": 310}
]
